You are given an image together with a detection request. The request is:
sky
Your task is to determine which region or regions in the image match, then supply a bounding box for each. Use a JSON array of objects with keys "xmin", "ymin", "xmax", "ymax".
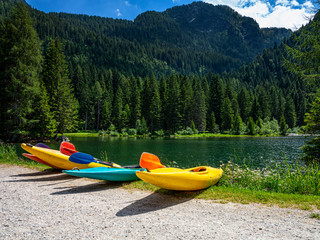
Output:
[{"xmin": 25, "ymin": 0, "xmax": 318, "ymax": 30}]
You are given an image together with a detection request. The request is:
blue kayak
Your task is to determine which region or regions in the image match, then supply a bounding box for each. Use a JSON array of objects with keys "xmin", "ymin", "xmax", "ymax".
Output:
[{"xmin": 62, "ymin": 167, "xmax": 144, "ymax": 181}]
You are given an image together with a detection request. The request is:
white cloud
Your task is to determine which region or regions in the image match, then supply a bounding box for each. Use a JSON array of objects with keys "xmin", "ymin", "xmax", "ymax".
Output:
[
  {"xmin": 204, "ymin": 0, "xmax": 239, "ymax": 7},
  {"xmin": 235, "ymin": 1, "xmax": 270, "ymax": 18},
  {"xmin": 303, "ymin": 0, "xmax": 314, "ymax": 8},
  {"xmin": 116, "ymin": 9, "xmax": 122, "ymax": 17},
  {"xmin": 291, "ymin": 0, "xmax": 300, "ymax": 6},
  {"xmin": 255, "ymin": 5, "xmax": 309, "ymax": 29},
  {"xmin": 203, "ymin": 0, "xmax": 315, "ymax": 30},
  {"xmin": 276, "ymin": 0, "xmax": 290, "ymax": 6}
]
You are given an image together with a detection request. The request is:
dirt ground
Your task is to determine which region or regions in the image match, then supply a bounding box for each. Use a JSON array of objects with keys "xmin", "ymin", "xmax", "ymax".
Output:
[{"xmin": 1, "ymin": 165, "xmax": 320, "ymax": 239}]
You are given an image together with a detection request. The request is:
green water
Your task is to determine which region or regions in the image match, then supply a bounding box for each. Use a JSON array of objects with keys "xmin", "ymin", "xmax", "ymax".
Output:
[{"xmin": 21, "ymin": 136, "xmax": 310, "ymax": 168}]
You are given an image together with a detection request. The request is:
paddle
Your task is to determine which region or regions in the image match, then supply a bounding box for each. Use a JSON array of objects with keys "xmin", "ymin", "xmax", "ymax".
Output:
[
  {"xmin": 60, "ymin": 141, "xmax": 78, "ymax": 156},
  {"xmin": 69, "ymin": 152, "xmax": 122, "ymax": 168},
  {"xmin": 139, "ymin": 152, "xmax": 165, "ymax": 170},
  {"xmin": 62, "ymin": 142, "xmax": 140, "ymax": 168}
]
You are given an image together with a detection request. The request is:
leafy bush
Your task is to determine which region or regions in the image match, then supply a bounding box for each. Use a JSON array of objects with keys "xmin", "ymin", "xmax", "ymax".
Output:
[
  {"xmin": 258, "ymin": 118, "xmax": 280, "ymax": 135},
  {"xmin": 247, "ymin": 117, "xmax": 255, "ymax": 135},
  {"xmin": 121, "ymin": 128, "xmax": 128, "ymax": 136},
  {"xmin": 108, "ymin": 124, "xmax": 116, "ymax": 133},
  {"xmin": 176, "ymin": 127, "xmax": 195, "ymax": 135},
  {"xmin": 109, "ymin": 130, "xmax": 119, "ymax": 136},
  {"xmin": 127, "ymin": 128, "xmax": 137, "ymax": 136},
  {"xmin": 154, "ymin": 129, "xmax": 164, "ymax": 136},
  {"xmin": 136, "ymin": 119, "xmax": 148, "ymax": 135},
  {"xmin": 98, "ymin": 129, "xmax": 107, "ymax": 136}
]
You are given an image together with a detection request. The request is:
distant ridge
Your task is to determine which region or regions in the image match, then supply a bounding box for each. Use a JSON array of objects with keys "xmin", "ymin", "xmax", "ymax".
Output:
[{"xmin": 0, "ymin": 0, "xmax": 292, "ymax": 76}]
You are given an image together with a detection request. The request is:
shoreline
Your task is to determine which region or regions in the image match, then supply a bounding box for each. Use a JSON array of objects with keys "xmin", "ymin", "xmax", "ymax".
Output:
[
  {"xmin": 63, "ymin": 132, "xmax": 310, "ymax": 139},
  {"xmin": 1, "ymin": 165, "xmax": 320, "ymax": 239}
]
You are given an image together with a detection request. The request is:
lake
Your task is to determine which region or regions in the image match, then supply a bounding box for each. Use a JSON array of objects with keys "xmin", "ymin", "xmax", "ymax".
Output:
[{"xmin": 18, "ymin": 136, "xmax": 311, "ymax": 168}]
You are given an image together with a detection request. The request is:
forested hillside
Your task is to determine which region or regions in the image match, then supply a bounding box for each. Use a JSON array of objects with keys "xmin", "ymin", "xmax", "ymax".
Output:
[
  {"xmin": 0, "ymin": 0, "xmax": 291, "ymax": 76},
  {"xmin": 0, "ymin": 0, "xmax": 315, "ymax": 141}
]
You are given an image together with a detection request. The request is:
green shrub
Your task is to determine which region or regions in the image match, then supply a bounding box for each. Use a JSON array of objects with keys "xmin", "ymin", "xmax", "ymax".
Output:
[
  {"xmin": 109, "ymin": 130, "xmax": 119, "ymax": 136},
  {"xmin": 127, "ymin": 128, "xmax": 137, "ymax": 136},
  {"xmin": 121, "ymin": 128, "xmax": 128, "ymax": 136},
  {"xmin": 176, "ymin": 127, "xmax": 196, "ymax": 135},
  {"xmin": 154, "ymin": 129, "xmax": 164, "ymax": 136},
  {"xmin": 258, "ymin": 118, "xmax": 280, "ymax": 135},
  {"xmin": 108, "ymin": 124, "xmax": 116, "ymax": 132},
  {"xmin": 98, "ymin": 129, "xmax": 107, "ymax": 136}
]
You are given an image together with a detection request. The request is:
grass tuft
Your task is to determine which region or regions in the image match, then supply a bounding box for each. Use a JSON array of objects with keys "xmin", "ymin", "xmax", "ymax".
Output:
[
  {"xmin": 310, "ymin": 213, "xmax": 320, "ymax": 219},
  {"xmin": 0, "ymin": 144, "xmax": 49, "ymax": 170},
  {"xmin": 219, "ymin": 156, "xmax": 320, "ymax": 196}
]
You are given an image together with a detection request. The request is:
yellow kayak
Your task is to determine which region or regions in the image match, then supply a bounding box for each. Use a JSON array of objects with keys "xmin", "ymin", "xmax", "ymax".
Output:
[
  {"xmin": 136, "ymin": 166, "xmax": 223, "ymax": 191},
  {"xmin": 21, "ymin": 143, "xmax": 120, "ymax": 170}
]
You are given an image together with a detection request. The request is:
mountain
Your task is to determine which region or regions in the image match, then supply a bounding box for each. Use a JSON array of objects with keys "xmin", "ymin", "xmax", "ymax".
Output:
[
  {"xmin": 0, "ymin": 0, "xmax": 292, "ymax": 78},
  {"xmin": 164, "ymin": 3, "xmax": 290, "ymax": 61},
  {"xmin": 1, "ymin": 0, "xmax": 316, "ymax": 139}
]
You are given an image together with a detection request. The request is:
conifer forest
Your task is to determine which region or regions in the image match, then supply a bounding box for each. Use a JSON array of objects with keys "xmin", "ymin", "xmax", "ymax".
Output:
[{"xmin": 0, "ymin": 0, "xmax": 319, "ymax": 145}]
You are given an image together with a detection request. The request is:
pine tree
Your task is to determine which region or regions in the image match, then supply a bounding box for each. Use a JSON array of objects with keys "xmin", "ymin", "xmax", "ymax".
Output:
[
  {"xmin": 94, "ymin": 81, "xmax": 103, "ymax": 130},
  {"xmin": 165, "ymin": 75, "xmax": 181, "ymax": 133},
  {"xmin": 257, "ymin": 86, "xmax": 271, "ymax": 120},
  {"xmin": 237, "ymin": 87, "xmax": 250, "ymax": 123},
  {"xmin": 148, "ymin": 75, "xmax": 161, "ymax": 132},
  {"xmin": 119, "ymin": 104, "xmax": 130, "ymax": 130},
  {"xmin": 280, "ymin": 115, "xmax": 287, "ymax": 135},
  {"xmin": 101, "ymin": 95, "xmax": 112, "ymax": 130},
  {"xmin": 159, "ymin": 76, "xmax": 168, "ymax": 130},
  {"xmin": 207, "ymin": 112, "xmax": 218, "ymax": 133},
  {"xmin": 233, "ymin": 113, "xmax": 243, "ymax": 135},
  {"xmin": 251, "ymin": 97, "xmax": 261, "ymax": 122},
  {"xmin": 192, "ymin": 78, "xmax": 207, "ymax": 131},
  {"xmin": 112, "ymin": 87, "xmax": 123, "ymax": 130},
  {"xmin": 284, "ymin": 96, "xmax": 296, "ymax": 129},
  {"xmin": 101, "ymin": 71, "xmax": 113, "ymax": 129},
  {"xmin": 208, "ymin": 75, "xmax": 224, "ymax": 128},
  {"xmin": 305, "ymin": 96, "xmax": 320, "ymax": 133},
  {"xmin": 42, "ymin": 38, "xmax": 78, "ymax": 133},
  {"xmin": 0, "ymin": 2, "xmax": 42, "ymax": 140},
  {"xmin": 141, "ymin": 76, "xmax": 151, "ymax": 124},
  {"xmin": 221, "ymin": 97, "xmax": 234, "ymax": 132},
  {"xmin": 180, "ymin": 75, "xmax": 193, "ymax": 128},
  {"xmin": 31, "ymin": 83, "xmax": 57, "ymax": 140},
  {"xmin": 247, "ymin": 117, "xmax": 256, "ymax": 135},
  {"xmin": 129, "ymin": 75, "xmax": 141, "ymax": 128},
  {"xmin": 202, "ymin": 76, "xmax": 210, "ymax": 112}
]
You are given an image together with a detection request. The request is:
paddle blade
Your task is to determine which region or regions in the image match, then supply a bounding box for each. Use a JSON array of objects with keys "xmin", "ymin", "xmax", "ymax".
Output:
[
  {"xmin": 60, "ymin": 141, "xmax": 78, "ymax": 156},
  {"xmin": 139, "ymin": 152, "xmax": 165, "ymax": 170},
  {"xmin": 69, "ymin": 152, "xmax": 98, "ymax": 165}
]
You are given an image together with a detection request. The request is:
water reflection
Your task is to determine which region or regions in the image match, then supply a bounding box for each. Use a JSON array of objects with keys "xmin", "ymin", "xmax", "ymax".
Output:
[{"xmin": 17, "ymin": 136, "xmax": 310, "ymax": 168}]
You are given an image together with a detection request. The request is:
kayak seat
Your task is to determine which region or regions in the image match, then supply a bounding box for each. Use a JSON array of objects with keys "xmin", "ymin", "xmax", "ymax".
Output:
[
  {"xmin": 122, "ymin": 164, "xmax": 141, "ymax": 169},
  {"xmin": 190, "ymin": 167, "xmax": 207, "ymax": 173}
]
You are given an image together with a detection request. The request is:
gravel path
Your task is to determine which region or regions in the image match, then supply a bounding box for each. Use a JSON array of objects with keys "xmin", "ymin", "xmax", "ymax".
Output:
[{"xmin": 1, "ymin": 165, "xmax": 320, "ymax": 240}]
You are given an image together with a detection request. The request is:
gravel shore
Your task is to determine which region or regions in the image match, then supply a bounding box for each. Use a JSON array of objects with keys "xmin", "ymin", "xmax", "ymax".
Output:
[{"xmin": 1, "ymin": 165, "xmax": 320, "ymax": 239}]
